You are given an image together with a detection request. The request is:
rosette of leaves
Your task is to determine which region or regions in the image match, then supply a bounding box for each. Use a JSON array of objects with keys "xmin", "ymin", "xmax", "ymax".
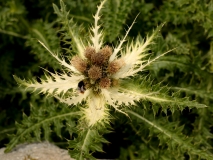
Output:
[{"xmin": 6, "ymin": 0, "xmax": 212, "ymax": 159}]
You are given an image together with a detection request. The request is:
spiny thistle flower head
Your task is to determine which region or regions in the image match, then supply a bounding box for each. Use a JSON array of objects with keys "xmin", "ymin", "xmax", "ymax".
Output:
[{"xmin": 14, "ymin": 0, "xmax": 170, "ymax": 127}]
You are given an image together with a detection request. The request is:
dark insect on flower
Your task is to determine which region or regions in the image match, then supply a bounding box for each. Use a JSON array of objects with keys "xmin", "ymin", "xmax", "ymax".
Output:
[{"xmin": 77, "ymin": 81, "xmax": 86, "ymax": 94}]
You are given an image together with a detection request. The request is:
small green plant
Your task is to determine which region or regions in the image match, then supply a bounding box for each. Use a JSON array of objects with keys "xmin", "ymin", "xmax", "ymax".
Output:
[{"xmin": 4, "ymin": 0, "xmax": 213, "ymax": 159}]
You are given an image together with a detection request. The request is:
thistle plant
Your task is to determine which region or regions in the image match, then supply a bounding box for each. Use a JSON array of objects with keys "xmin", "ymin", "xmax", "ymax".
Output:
[
  {"xmin": 7, "ymin": 0, "xmax": 213, "ymax": 159},
  {"xmin": 14, "ymin": 0, "xmax": 167, "ymax": 127}
]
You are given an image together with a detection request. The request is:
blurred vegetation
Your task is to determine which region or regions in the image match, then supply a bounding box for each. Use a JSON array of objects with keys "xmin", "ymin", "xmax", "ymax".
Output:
[{"xmin": 1, "ymin": 0, "xmax": 213, "ymax": 159}]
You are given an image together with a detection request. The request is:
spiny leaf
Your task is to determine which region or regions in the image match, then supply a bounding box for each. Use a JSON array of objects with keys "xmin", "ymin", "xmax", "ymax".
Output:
[
  {"xmin": 26, "ymin": 21, "xmax": 61, "ymax": 69},
  {"xmin": 13, "ymin": 72, "xmax": 83, "ymax": 96},
  {"xmin": 127, "ymin": 110, "xmax": 213, "ymax": 160},
  {"xmin": 5, "ymin": 103, "xmax": 80, "ymax": 152},
  {"xmin": 102, "ymin": 0, "xmax": 133, "ymax": 42},
  {"xmin": 68, "ymin": 128, "xmax": 108, "ymax": 160},
  {"xmin": 120, "ymin": 77, "xmax": 207, "ymax": 114},
  {"xmin": 53, "ymin": 0, "xmax": 86, "ymax": 57}
]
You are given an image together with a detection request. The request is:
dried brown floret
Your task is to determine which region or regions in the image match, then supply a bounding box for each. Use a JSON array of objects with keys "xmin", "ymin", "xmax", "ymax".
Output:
[
  {"xmin": 99, "ymin": 77, "xmax": 111, "ymax": 89},
  {"xmin": 71, "ymin": 56, "xmax": 87, "ymax": 73},
  {"xmin": 88, "ymin": 65, "xmax": 102, "ymax": 80},
  {"xmin": 85, "ymin": 47, "xmax": 96, "ymax": 60},
  {"xmin": 91, "ymin": 53, "xmax": 105, "ymax": 65},
  {"xmin": 100, "ymin": 46, "xmax": 112, "ymax": 59},
  {"xmin": 108, "ymin": 58, "xmax": 125, "ymax": 74}
]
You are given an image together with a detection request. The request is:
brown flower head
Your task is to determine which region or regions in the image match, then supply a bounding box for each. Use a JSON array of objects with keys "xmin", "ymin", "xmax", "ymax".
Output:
[
  {"xmin": 88, "ymin": 65, "xmax": 102, "ymax": 80},
  {"xmin": 71, "ymin": 56, "xmax": 87, "ymax": 73},
  {"xmin": 99, "ymin": 77, "xmax": 111, "ymax": 89},
  {"xmin": 100, "ymin": 46, "xmax": 112, "ymax": 59},
  {"xmin": 85, "ymin": 47, "xmax": 96, "ymax": 60},
  {"xmin": 91, "ymin": 53, "xmax": 105, "ymax": 65},
  {"xmin": 108, "ymin": 58, "xmax": 125, "ymax": 74}
]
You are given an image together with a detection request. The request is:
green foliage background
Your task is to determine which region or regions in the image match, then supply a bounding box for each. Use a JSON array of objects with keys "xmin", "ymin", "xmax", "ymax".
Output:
[{"xmin": 1, "ymin": 0, "xmax": 213, "ymax": 159}]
